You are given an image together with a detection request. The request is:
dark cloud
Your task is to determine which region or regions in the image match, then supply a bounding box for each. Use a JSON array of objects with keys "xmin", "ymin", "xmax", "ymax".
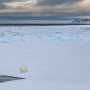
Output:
[
  {"xmin": 36, "ymin": 0, "xmax": 83, "ymax": 6},
  {"xmin": 0, "ymin": 0, "xmax": 11, "ymax": 9},
  {"xmin": 0, "ymin": 0, "xmax": 24, "ymax": 3},
  {"xmin": 0, "ymin": 10, "xmax": 90, "ymax": 18},
  {"xmin": 0, "ymin": 0, "xmax": 24, "ymax": 9},
  {"xmin": 0, "ymin": 3, "xmax": 6, "ymax": 9},
  {"xmin": 0, "ymin": 0, "xmax": 89, "ymax": 18}
]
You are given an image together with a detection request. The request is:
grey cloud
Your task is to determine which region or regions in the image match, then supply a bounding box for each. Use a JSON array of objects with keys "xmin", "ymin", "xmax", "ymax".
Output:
[
  {"xmin": 0, "ymin": 0, "xmax": 25, "ymax": 9},
  {"xmin": 36, "ymin": 0, "xmax": 83, "ymax": 6},
  {"xmin": 0, "ymin": 0, "xmax": 24, "ymax": 2},
  {"xmin": 0, "ymin": 3, "xmax": 6, "ymax": 9},
  {"xmin": 0, "ymin": 0, "xmax": 89, "ymax": 17},
  {"xmin": 0, "ymin": 10, "xmax": 90, "ymax": 17},
  {"xmin": 0, "ymin": 0, "xmax": 10, "ymax": 9}
]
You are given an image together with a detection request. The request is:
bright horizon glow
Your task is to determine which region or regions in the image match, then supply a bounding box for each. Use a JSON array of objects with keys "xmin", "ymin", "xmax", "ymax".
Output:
[{"xmin": 4, "ymin": 0, "xmax": 36, "ymax": 8}]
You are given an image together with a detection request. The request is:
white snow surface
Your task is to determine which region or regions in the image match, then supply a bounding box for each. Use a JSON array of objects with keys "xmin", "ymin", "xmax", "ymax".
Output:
[
  {"xmin": 0, "ymin": 25, "xmax": 90, "ymax": 43},
  {"xmin": 0, "ymin": 25, "xmax": 90, "ymax": 90}
]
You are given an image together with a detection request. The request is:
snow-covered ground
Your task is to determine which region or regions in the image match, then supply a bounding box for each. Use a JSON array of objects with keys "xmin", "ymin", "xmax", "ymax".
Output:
[
  {"xmin": 0, "ymin": 25, "xmax": 90, "ymax": 42},
  {"xmin": 0, "ymin": 25, "xmax": 90, "ymax": 90}
]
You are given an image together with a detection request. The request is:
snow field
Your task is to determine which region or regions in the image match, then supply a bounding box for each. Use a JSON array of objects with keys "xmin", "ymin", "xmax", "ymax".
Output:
[
  {"xmin": 0, "ymin": 25, "xmax": 90, "ymax": 43},
  {"xmin": 0, "ymin": 25, "xmax": 90, "ymax": 90},
  {"xmin": 0, "ymin": 42, "xmax": 90, "ymax": 90}
]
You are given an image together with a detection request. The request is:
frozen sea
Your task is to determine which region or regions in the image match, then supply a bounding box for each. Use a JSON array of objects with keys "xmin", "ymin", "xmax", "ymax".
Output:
[
  {"xmin": 0, "ymin": 25, "xmax": 90, "ymax": 90},
  {"xmin": 0, "ymin": 25, "xmax": 90, "ymax": 43}
]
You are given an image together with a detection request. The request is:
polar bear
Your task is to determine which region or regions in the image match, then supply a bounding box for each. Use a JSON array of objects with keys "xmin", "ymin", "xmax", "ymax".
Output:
[{"xmin": 20, "ymin": 66, "xmax": 27, "ymax": 72}]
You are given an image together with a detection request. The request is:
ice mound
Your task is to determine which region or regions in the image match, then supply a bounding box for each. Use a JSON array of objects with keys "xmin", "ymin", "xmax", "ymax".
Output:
[
  {"xmin": 0, "ymin": 25, "xmax": 90, "ymax": 43},
  {"xmin": 72, "ymin": 18, "xmax": 90, "ymax": 24}
]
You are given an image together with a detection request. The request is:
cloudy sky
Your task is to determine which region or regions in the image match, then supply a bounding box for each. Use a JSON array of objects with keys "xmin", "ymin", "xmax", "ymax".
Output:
[{"xmin": 0, "ymin": 0, "xmax": 90, "ymax": 17}]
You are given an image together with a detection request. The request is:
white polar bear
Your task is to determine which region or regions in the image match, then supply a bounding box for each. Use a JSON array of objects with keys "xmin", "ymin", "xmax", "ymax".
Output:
[{"xmin": 20, "ymin": 66, "xmax": 27, "ymax": 72}]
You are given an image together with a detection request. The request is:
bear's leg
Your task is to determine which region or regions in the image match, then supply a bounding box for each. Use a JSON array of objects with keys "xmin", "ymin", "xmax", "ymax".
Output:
[{"xmin": 20, "ymin": 69, "xmax": 22, "ymax": 72}]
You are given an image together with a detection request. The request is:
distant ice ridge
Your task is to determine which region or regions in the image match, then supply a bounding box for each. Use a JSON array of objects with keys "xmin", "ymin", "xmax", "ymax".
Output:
[
  {"xmin": 72, "ymin": 18, "xmax": 90, "ymax": 24},
  {"xmin": 0, "ymin": 25, "xmax": 90, "ymax": 43}
]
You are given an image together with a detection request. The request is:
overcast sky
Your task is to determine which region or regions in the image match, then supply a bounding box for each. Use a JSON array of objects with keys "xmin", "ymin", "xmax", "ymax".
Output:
[{"xmin": 0, "ymin": 0, "xmax": 90, "ymax": 17}]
